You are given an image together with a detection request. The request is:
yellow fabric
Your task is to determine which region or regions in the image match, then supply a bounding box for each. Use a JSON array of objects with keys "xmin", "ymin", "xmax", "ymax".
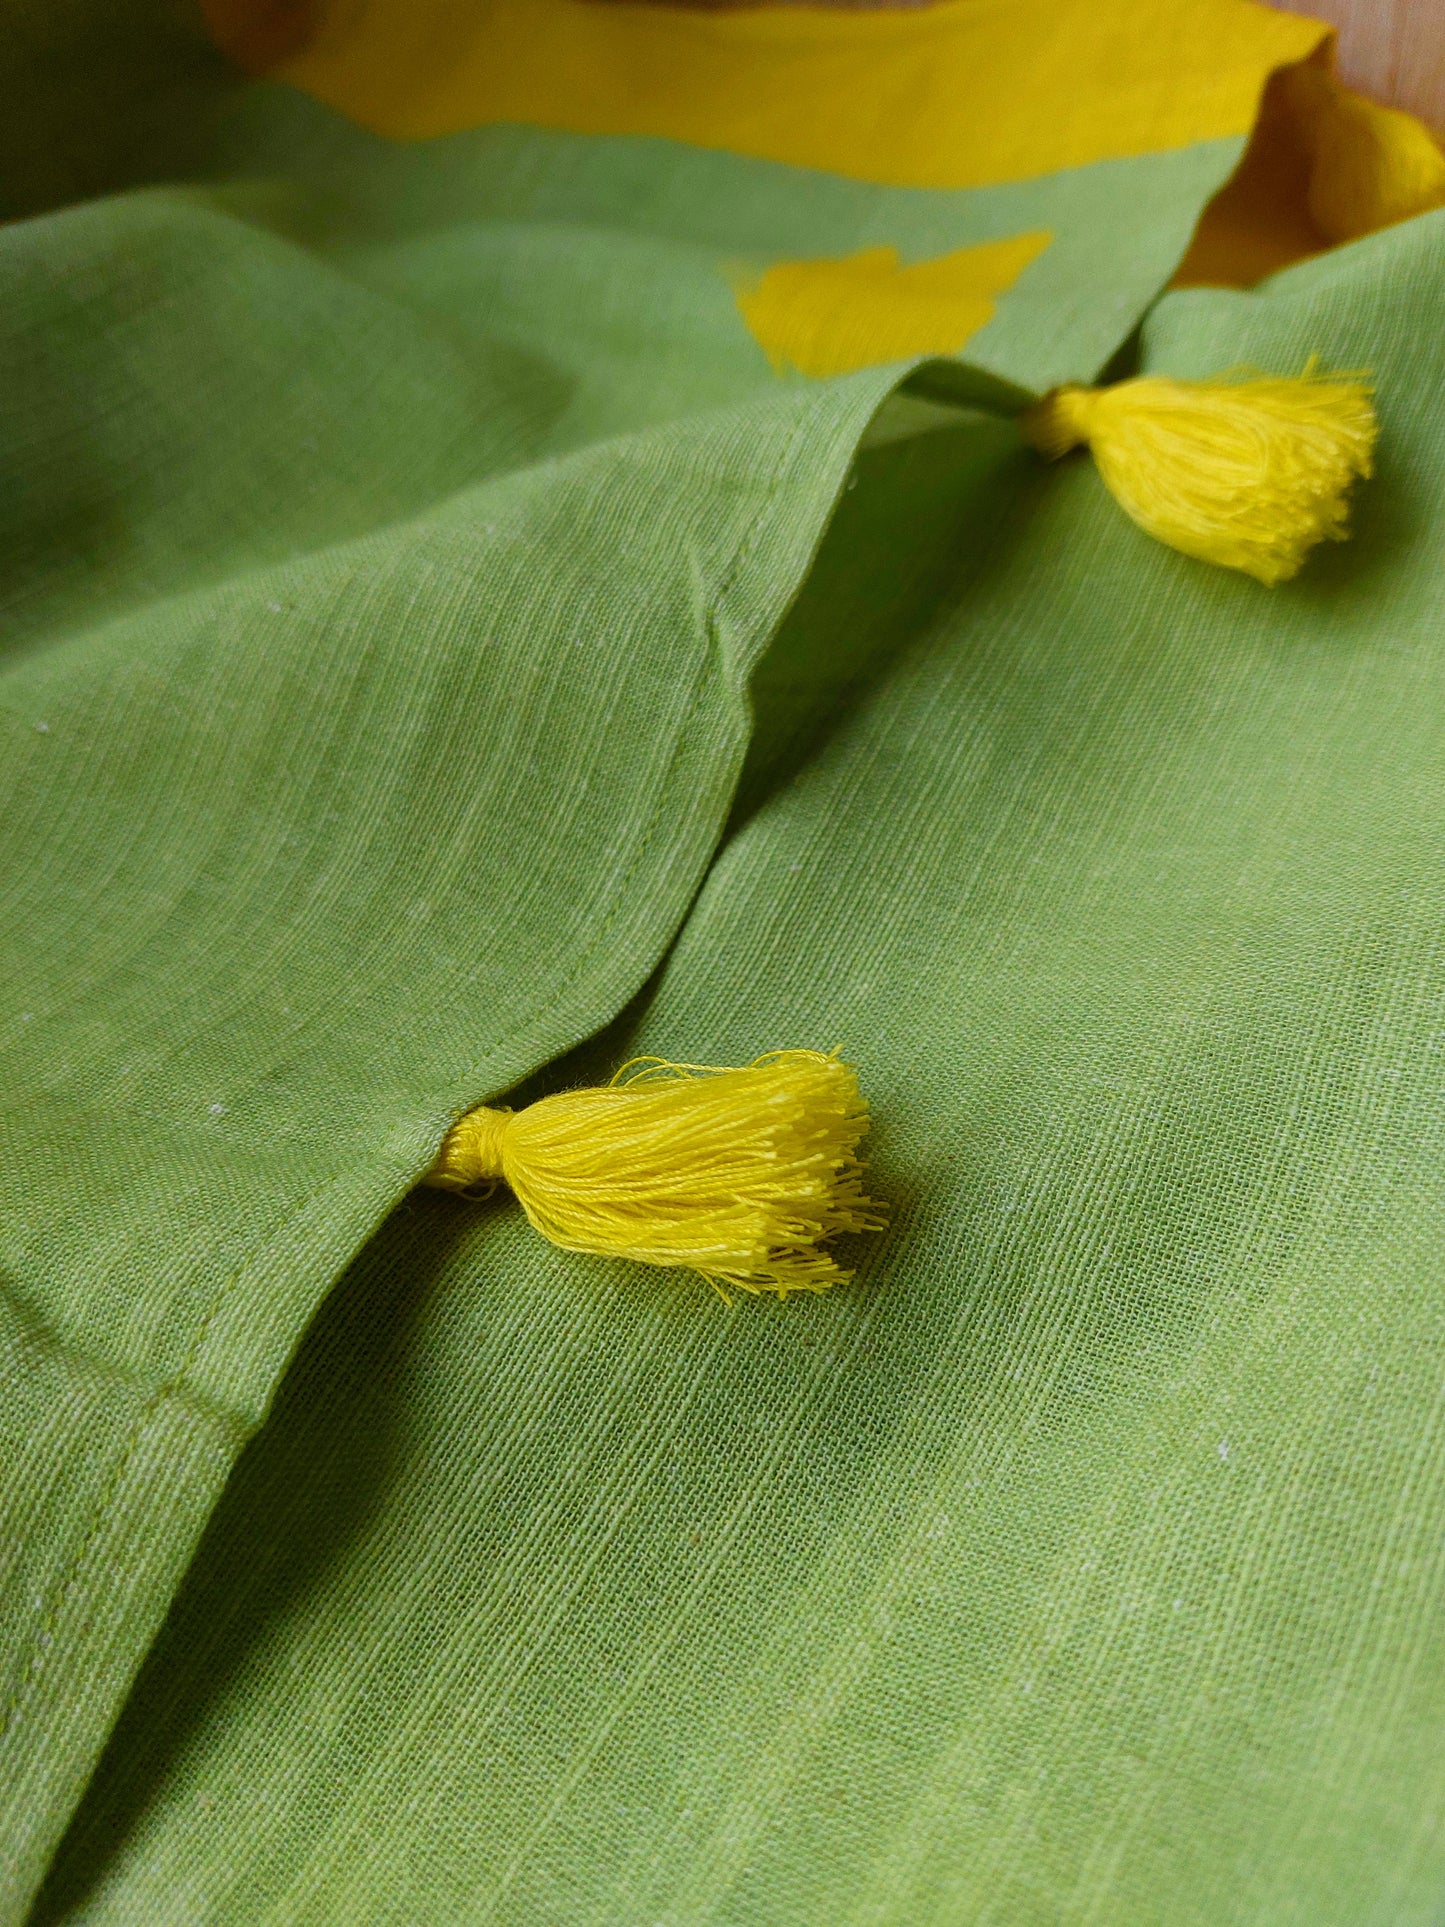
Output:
[
  {"xmin": 734, "ymin": 234, "xmax": 1052, "ymax": 380},
  {"xmin": 424, "ymin": 1053, "xmax": 884, "ymax": 1298},
  {"xmin": 1293, "ymin": 64, "xmax": 1445, "ymax": 243},
  {"xmin": 1176, "ymin": 55, "xmax": 1445, "ymax": 287},
  {"xmin": 1173, "ymin": 62, "xmax": 1332, "ymax": 287},
  {"xmin": 273, "ymin": 0, "xmax": 1326, "ymax": 188}
]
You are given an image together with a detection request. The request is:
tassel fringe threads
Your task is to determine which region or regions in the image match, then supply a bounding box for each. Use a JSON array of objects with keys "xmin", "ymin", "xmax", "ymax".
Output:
[
  {"xmin": 1021, "ymin": 365, "xmax": 1377, "ymax": 584},
  {"xmin": 425, "ymin": 1051, "xmax": 885, "ymax": 1298}
]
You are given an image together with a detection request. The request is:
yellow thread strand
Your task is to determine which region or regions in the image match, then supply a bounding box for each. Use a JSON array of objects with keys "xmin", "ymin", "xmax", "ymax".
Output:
[
  {"xmin": 1020, "ymin": 364, "xmax": 1377, "ymax": 584},
  {"xmin": 425, "ymin": 1051, "xmax": 885, "ymax": 1298}
]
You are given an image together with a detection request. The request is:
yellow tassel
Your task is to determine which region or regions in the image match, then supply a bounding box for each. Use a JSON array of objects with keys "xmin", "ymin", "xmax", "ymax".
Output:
[
  {"xmin": 1020, "ymin": 365, "xmax": 1377, "ymax": 584},
  {"xmin": 424, "ymin": 1050, "xmax": 885, "ymax": 1299}
]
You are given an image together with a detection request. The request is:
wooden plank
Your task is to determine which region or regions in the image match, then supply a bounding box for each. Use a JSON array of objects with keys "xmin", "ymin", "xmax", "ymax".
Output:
[{"xmin": 1289, "ymin": 0, "xmax": 1445, "ymax": 131}]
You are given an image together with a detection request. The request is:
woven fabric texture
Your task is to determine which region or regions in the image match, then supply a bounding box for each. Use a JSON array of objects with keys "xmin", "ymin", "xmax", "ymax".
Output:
[{"xmin": 4, "ymin": 4, "xmax": 1445, "ymax": 1922}]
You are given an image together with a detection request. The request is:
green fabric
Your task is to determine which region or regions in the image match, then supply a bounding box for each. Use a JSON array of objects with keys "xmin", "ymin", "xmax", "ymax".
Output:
[
  {"xmin": 213, "ymin": 88, "xmax": 1246, "ymax": 398},
  {"xmin": 5, "ymin": 9, "xmax": 1445, "ymax": 1923},
  {"xmin": 0, "ymin": 184, "xmax": 898, "ymax": 1907},
  {"xmin": 0, "ymin": 0, "xmax": 231, "ymax": 223}
]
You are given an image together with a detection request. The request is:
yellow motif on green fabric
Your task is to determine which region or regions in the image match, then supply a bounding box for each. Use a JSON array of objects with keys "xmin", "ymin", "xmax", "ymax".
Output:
[{"xmin": 734, "ymin": 235, "xmax": 1053, "ymax": 380}]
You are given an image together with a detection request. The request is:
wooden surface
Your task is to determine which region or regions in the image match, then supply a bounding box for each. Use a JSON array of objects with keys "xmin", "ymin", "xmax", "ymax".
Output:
[{"xmin": 1295, "ymin": 0, "xmax": 1445, "ymax": 129}]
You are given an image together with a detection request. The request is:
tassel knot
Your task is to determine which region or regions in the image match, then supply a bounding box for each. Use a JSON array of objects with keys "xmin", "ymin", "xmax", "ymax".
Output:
[
  {"xmin": 1021, "ymin": 383, "xmax": 1103, "ymax": 459},
  {"xmin": 429, "ymin": 1104, "xmax": 513, "ymax": 1191},
  {"xmin": 425, "ymin": 1050, "xmax": 885, "ymax": 1299},
  {"xmin": 1021, "ymin": 365, "xmax": 1377, "ymax": 584}
]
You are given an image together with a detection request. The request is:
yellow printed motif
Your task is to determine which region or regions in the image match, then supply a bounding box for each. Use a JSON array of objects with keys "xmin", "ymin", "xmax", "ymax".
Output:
[
  {"xmin": 276, "ymin": 0, "xmax": 1327, "ymax": 189},
  {"xmin": 735, "ymin": 235, "xmax": 1053, "ymax": 380}
]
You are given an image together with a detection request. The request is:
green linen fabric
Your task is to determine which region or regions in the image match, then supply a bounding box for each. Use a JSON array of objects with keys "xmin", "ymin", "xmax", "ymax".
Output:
[
  {"xmin": 0, "ymin": 183, "xmax": 902, "ymax": 1909},
  {"xmin": 25, "ymin": 208, "xmax": 1445, "ymax": 1923},
  {"xmin": 0, "ymin": 7, "xmax": 1282, "ymax": 1912},
  {"xmin": 4, "ymin": 4, "xmax": 1445, "ymax": 1922}
]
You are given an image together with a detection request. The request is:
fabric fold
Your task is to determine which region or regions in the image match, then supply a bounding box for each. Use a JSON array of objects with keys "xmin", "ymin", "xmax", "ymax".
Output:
[
  {"xmin": 0, "ymin": 181, "xmax": 902, "ymax": 1911},
  {"xmin": 5, "ymin": 3, "xmax": 1442, "ymax": 1916},
  {"xmin": 31, "ymin": 207, "xmax": 1445, "ymax": 1927}
]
